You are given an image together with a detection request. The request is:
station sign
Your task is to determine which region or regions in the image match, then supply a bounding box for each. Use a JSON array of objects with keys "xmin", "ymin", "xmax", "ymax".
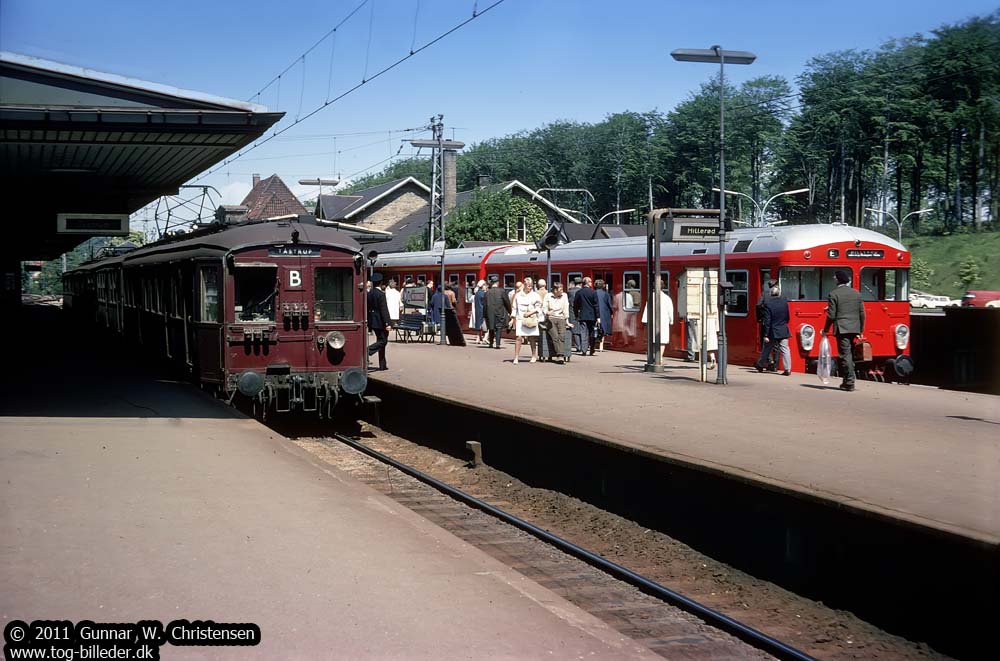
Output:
[
  {"xmin": 665, "ymin": 218, "xmax": 723, "ymax": 241},
  {"xmin": 56, "ymin": 213, "xmax": 129, "ymax": 236},
  {"xmin": 649, "ymin": 208, "xmax": 723, "ymax": 243}
]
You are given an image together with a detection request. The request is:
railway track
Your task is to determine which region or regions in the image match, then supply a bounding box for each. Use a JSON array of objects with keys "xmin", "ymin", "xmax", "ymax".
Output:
[{"xmin": 306, "ymin": 431, "xmax": 814, "ymax": 660}]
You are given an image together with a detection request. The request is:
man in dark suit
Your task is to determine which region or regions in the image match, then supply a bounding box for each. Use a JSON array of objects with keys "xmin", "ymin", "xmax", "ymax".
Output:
[
  {"xmin": 367, "ymin": 273, "xmax": 392, "ymax": 371},
  {"xmin": 755, "ymin": 284, "xmax": 792, "ymax": 376},
  {"xmin": 573, "ymin": 276, "xmax": 599, "ymax": 355},
  {"xmin": 483, "ymin": 276, "xmax": 511, "ymax": 349},
  {"xmin": 823, "ymin": 269, "xmax": 865, "ymax": 391}
]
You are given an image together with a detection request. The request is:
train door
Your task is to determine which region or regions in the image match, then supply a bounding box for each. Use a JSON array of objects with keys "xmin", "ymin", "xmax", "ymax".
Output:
[
  {"xmin": 193, "ymin": 263, "xmax": 223, "ymax": 383},
  {"xmin": 277, "ymin": 260, "xmax": 315, "ymax": 374}
]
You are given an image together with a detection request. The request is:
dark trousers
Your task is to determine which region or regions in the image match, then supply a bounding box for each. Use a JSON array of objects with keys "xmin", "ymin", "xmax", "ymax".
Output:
[
  {"xmin": 546, "ymin": 317, "xmax": 567, "ymax": 358},
  {"xmin": 368, "ymin": 328, "xmax": 388, "ymax": 368},
  {"xmin": 578, "ymin": 320, "xmax": 596, "ymax": 354},
  {"xmin": 488, "ymin": 320, "xmax": 506, "ymax": 348},
  {"xmin": 684, "ymin": 318, "xmax": 698, "ymax": 361},
  {"xmin": 837, "ymin": 333, "xmax": 858, "ymax": 386}
]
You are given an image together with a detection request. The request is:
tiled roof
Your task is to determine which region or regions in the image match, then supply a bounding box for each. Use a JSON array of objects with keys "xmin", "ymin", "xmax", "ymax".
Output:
[
  {"xmin": 240, "ymin": 174, "xmax": 308, "ymax": 220},
  {"xmin": 317, "ymin": 177, "xmax": 430, "ymax": 220}
]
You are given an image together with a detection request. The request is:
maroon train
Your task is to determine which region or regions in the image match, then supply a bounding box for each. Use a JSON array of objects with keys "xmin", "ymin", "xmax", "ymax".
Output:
[{"xmin": 63, "ymin": 218, "xmax": 371, "ymax": 417}]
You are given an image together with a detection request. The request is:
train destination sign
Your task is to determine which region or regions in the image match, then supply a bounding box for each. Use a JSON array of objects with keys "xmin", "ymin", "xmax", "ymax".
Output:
[
  {"xmin": 268, "ymin": 245, "xmax": 322, "ymax": 257},
  {"xmin": 845, "ymin": 249, "xmax": 884, "ymax": 259}
]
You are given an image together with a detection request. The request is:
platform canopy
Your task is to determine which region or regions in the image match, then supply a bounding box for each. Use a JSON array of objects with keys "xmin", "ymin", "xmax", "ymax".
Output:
[{"xmin": 0, "ymin": 52, "xmax": 283, "ymax": 260}]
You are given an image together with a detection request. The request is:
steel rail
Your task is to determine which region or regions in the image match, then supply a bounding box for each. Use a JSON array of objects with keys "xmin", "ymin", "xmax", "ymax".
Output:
[{"xmin": 332, "ymin": 433, "xmax": 815, "ymax": 661}]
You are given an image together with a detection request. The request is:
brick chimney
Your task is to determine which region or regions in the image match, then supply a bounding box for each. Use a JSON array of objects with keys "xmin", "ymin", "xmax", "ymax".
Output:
[
  {"xmin": 252, "ymin": 173, "xmax": 260, "ymax": 188},
  {"xmin": 443, "ymin": 149, "xmax": 458, "ymax": 213}
]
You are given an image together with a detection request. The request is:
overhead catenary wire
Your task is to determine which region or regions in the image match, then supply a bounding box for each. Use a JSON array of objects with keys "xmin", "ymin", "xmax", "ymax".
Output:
[
  {"xmin": 250, "ymin": 0, "xmax": 371, "ymax": 103},
  {"xmin": 194, "ymin": 0, "xmax": 507, "ymax": 183}
]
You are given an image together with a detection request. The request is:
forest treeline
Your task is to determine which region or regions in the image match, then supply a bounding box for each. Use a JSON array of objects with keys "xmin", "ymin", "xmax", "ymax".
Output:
[{"xmin": 347, "ymin": 13, "xmax": 999, "ymax": 237}]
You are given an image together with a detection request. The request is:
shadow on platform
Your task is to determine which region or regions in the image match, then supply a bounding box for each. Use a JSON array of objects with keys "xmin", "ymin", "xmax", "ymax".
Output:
[{"xmin": 0, "ymin": 304, "xmax": 239, "ymax": 419}]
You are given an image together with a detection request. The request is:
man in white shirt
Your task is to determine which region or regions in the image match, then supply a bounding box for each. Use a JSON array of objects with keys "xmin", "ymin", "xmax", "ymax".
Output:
[{"xmin": 384, "ymin": 279, "xmax": 402, "ymax": 326}]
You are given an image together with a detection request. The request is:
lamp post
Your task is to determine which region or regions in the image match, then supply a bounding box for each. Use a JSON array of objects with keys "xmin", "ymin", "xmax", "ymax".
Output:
[
  {"xmin": 714, "ymin": 187, "xmax": 809, "ymax": 226},
  {"xmin": 865, "ymin": 208, "xmax": 933, "ymax": 244},
  {"xmin": 298, "ymin": 178, "xmax": 340, "ymax": 217},
  {"xmin": 672, "ymin": 46, "xmax": 756, "ymax": 385}
]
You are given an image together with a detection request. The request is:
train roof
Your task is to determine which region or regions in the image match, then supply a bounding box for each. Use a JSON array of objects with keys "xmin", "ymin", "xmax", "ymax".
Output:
[
  {"xmin": 373, "ymin": 224, "xmax": 906, "ymax": 269},
  {"xmin": 69, "ymin": 221, "xmax": 361, "ymax": 272}
]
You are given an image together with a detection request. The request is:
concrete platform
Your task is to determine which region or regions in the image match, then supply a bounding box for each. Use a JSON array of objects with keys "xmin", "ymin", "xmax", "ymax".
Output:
[
  {"xmin": 371, "ymin": 340, "xmax": 1000, "ymax": 546},
  {"xmin": 0, "ymin": 307, "xmax": 660, "ymax": 659}
]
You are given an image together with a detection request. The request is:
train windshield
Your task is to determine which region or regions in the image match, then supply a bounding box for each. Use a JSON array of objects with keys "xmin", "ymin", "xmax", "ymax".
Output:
[
  {"xmin": 315, "ymin": 267, "xmax": 354, "ymax": 321},
  {"xmin": 860, "ymin": 268, "xmax": 908, "ymax": 301},
  {"xmin": 234, "ymin": 266, "xmax": 277, "ymax": 321},
  {"xmin": 778, "ymin": 267, "xmax": 842, "ymax": 301}
]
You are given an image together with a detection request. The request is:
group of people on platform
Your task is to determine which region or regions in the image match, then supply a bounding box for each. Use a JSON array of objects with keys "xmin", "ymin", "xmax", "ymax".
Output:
[
  {"xmin": 468, "ymin": 275, "xmax": 625, "ymax": 364},
  {"xmin": 367, "ymin": 268, "xmax": 865, "ymax": 391}
]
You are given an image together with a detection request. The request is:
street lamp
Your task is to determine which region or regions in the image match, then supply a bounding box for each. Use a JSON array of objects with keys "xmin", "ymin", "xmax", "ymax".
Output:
[
  {"xmin": 865, "ymin": 208, "xmax": 932, "ymax": 244},
  {"xmin": 598, "ymin": 209, "xmax": 637, "ymax": 225},
  {"xmin": 672, "ymin": 45, "xmax": 756, "ymax": 385},
  {"xmin": 713, "ymin": 187, "xmax": 809, "ymax": 226}
]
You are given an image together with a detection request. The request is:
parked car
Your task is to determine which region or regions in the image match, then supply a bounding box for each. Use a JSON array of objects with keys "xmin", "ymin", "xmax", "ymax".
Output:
[
  {"xmin": 909, "ymin": 291, "xmax": 953, "ymax": 309},
  {"xmin": 960, "ymin": 290, "xmax": 1000, "ymax": 308}
]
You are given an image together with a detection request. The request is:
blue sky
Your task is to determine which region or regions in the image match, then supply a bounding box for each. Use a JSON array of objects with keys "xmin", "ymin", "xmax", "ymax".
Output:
[{"xmin": 3, "ymin": 0, "xmax": 997, "ymax": 217}]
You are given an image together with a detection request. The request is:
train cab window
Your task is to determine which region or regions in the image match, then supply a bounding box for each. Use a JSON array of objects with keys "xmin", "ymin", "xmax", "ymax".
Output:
[
  {"xmin": 234, "ymin": 266, "xmax": 277, "ymax": 322},
  {"xmin": 860, "ymin": 268, "xmax": 908, "ymax": 301},
  {"xmin": 503, "ymin": 273, "xmax": 515, "ymax": 293},
  {"xmin": 779, "ymin": 267, "xmax": 842, "ymax": 301},
  {"xmin": 623, "ymin": 272, "xmax": 642, "ymax": 311},
  {"xmin": 725, "ymin": 270, "xmax": 749, "ymax": 315},
  {"xmin": 199, "ymin": 267, "xmax": 220, "ymax": 322},
  {"xmin": 314, "ymin": 267, "xmax": 354, "ymax": 322}
]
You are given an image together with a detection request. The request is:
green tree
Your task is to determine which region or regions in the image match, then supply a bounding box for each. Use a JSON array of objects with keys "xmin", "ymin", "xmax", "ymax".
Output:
[
  {"xmin": 909, "ymin": 257, "xmax": 935, "ymax": 289},
  {"xmin": 443, "ymin": 189, "xmax": 547, "ymax": 248},
  {"xmin": 954, "ymin": 255, "xmax": 982, "ymax": 288}
]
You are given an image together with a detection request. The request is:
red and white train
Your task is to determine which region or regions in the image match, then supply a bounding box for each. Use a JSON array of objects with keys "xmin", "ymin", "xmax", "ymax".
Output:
[{"xmin": 373, "ymin": 224, "xmax": 913, "ymax": 378}]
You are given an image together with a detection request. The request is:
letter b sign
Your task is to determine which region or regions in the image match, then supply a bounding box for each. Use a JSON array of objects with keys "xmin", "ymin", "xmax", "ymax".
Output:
[{"xmin": 288, "ymin": 270, "xmax": 302, "ymax": 288}]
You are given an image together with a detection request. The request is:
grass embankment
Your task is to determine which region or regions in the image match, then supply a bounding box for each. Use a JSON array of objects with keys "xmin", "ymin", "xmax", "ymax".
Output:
[{"xmin": 906, "ymin": 231, "xmax": 1000, "ymax": 298}]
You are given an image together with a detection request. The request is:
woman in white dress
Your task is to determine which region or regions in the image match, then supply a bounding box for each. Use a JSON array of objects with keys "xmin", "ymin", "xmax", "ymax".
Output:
[
  {"xmin": 512, "ymin": 277, "xmax": 542, "ymax": 364},
  {"xmin": 641, "ymin": 284, "xmax": 674, "ymax": 359}
]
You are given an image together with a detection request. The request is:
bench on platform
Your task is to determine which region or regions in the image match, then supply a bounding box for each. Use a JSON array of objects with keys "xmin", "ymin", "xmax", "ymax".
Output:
[{"xmin": 395, "ymin": 312, "xmax": 435, "ymax": 343}]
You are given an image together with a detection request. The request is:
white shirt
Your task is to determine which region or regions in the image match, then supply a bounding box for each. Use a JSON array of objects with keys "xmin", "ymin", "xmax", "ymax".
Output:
[{"xmin": 384, "ymin": 287, "xmax": 402, "ymax": 321}]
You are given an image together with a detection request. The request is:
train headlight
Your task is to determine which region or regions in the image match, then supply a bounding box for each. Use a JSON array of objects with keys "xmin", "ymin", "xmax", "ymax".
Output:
[
  {"xmin": 341, "ymin": 367, "xmax": 367, "ymax": 395},
  {"xmin": 894, "ymin": 324, "xmax": 910, "ymax": 350},
  {"xmin": 325, "ymin": 330, "xmax": 347, "ymax": 350},
  {"xmin": 799, "ymin": 324, "xmax": 815, "ymax": 351}
]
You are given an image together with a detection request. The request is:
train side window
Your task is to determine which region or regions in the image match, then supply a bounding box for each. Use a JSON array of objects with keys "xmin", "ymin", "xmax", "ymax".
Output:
[
  {"xmin": 725, "ymin": 270, "xmax": 749, "ymax": 315},
  {"xmin": 465, "ymin": 273, "xmax": 477, "ymax": 303},
  {"xmin": 402, "ymin": 274, "xmax": 413, "ymax": 285},
  {"xmin": 199, "ymin": 267, "xmax": 220, "ymax": 322},
  {"xmin": 549, "ymin": 273, "xmax": 561, "ymax": 287},
  {"xmin": 449, "ymin": 273, "xmax": 460, "ymax": 288},
  {"xmin": 567, "ymin": 271, "xmax": 582, "ymax": 287},
  {"xmin": 860, "ymin": 267, "xmax": 908, "ymax": 301},
  {"xmin": 314, "ymin": 267, "xmax": 354, "ymax": 321},
  {"xmin": 623, "ymin": 272, "xmax": 642, "ymax": 311},
  {"xmin": 234, "ymin": 266, "xmax": 277, "ymax": 321},
  {"xmin": 503, "ymin": 273, "xmax": 515, "ymax": 293}
]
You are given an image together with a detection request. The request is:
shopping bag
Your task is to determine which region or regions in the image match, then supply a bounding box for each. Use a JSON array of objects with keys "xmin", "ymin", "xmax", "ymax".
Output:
[{"xmin": 818, "ymin": 335, "xmax": 832, "ymax": 385}]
